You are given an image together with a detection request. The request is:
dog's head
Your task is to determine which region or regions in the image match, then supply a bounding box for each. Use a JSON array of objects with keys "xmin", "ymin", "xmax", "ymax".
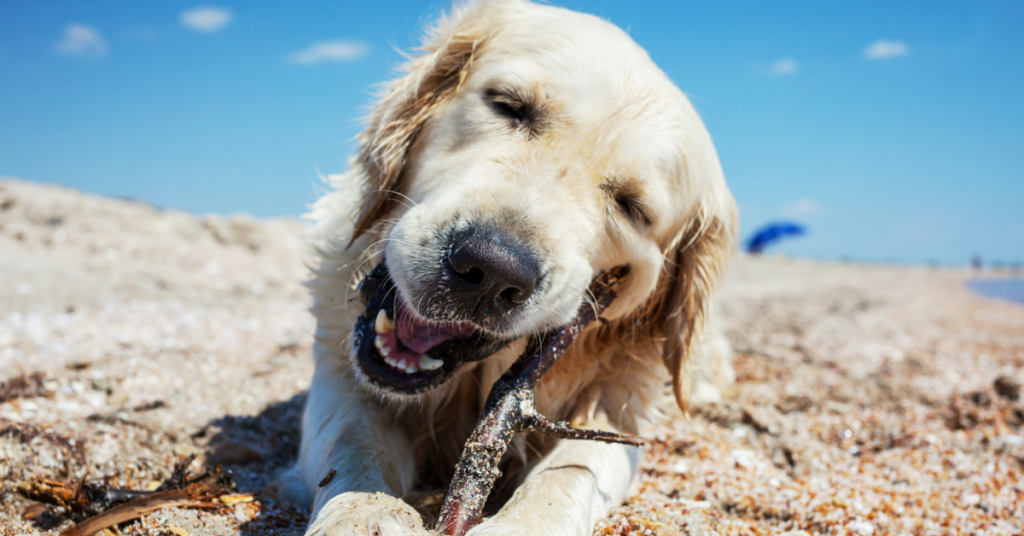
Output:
[{"xmin": 330, "ymin": 0, "xmax": 736, "ymax": 412}]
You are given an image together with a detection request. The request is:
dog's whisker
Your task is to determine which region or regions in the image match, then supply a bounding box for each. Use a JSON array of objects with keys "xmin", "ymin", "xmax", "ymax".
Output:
[
  {"xmin": 372, "ymin": 189, "xmax": 419, "ymax": 209},
  {"xmin": 349, "ymin": 235, "xmax": 417, "ymax": 279}
]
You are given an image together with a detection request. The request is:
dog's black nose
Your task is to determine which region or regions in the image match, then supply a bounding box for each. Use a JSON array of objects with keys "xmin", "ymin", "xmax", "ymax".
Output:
[{"xmin": 444, "ymin": 226, "xmax": 539, "ymax": 321}]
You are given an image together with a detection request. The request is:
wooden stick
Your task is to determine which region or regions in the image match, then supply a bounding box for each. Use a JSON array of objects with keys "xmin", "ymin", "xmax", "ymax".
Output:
[{"xmin": 437, "ymin": 266, "xmax": 643, "ymax": 536}]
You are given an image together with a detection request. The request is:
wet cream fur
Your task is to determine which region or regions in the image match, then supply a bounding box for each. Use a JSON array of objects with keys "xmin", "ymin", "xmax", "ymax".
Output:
[{"xmin": 271, "ymin": 1, "xmax": 738, "ymax": 534}]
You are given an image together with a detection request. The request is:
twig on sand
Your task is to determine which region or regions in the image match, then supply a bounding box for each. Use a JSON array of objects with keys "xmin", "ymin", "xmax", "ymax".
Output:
[
  {"xmin": 16, "ymin": 455, "xmax": 235, "ymax": 536},
  {"xmin": 437, "ymin": 265, "xmax": 644, "ymax": 536},
  {"xmin": 15, "ymin": 477, "xmax": 152, "ymax": 517},
  {"xmin": 57, "ymin": 470, "xmax": 231, "ymax": 536}
]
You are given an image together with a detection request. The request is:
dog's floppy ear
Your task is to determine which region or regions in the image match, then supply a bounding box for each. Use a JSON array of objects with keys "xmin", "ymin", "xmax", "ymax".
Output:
[
  {"xmin": 642, "ymin": 198, "xmax": 737, "ymax": 415},
  {"xmin": 348, "ymin": 4, "xmax": 492, "ymax": 244}
]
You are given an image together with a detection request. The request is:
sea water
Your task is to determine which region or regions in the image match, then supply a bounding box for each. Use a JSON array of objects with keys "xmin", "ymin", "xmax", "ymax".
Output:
[{"xmin": 967, "ymin": 279, "xmax": 1024, "ymax": 306}]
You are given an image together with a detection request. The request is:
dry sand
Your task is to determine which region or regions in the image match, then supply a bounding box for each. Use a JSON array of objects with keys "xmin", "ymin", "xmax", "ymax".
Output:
[{"xmin": 1, "ymin": 178, "xmax": 1021, "ymax": 535}]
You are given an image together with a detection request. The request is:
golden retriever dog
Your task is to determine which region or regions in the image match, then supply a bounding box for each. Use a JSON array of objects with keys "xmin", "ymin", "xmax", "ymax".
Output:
[{"xmin": 272, "ymin": 0, "xmax": 737, "ymax": 534}]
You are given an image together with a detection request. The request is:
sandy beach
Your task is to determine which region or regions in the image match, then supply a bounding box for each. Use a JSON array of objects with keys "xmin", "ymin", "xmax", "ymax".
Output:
[{"xmin": 2, "ymin": 178, "xmax": 1021, "ymax": 535}]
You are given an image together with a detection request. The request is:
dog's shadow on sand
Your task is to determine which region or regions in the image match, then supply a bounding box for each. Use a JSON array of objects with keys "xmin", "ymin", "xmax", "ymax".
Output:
[{"xmin": 198, "ymin": 392, "xmax": 312, "ymax": 534}]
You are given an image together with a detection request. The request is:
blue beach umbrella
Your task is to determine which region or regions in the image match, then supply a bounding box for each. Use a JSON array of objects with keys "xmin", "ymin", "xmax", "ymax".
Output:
[{"xmin": 745, "ymin": 222, "xmax": 806, "ymax": 255}]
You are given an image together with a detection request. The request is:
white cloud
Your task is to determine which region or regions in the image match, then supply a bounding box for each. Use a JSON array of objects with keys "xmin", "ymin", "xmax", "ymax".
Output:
[
  {"xmin": 180, "ymin": 7, "xmax": 233, "ymax": 33},
  {"xmin": 782, "ymin": 198, "xmax": 822, "ymax": 218},
  {"xmin": 121, "ymin": 26, "xmax": 157, "ymax": 44},
  {"xmin": 766, "ymin": 58, "xmax": 799, "ymax": 76},
  {"xmin": 54, "ymin": 24, "xmax": 108, "ymax": 58},
  {"xmin": 864, "ymin": 39, "xmax": 908, "ymax": 60},
  {"xmin": 288, "ymin": 41, "xmax": 370, "ymax": 65}
]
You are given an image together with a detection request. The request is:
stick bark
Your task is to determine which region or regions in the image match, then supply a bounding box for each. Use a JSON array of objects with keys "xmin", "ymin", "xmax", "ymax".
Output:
[{"xmin": 437, "ymin": 266, "xmax": 642, "ymax": 536}]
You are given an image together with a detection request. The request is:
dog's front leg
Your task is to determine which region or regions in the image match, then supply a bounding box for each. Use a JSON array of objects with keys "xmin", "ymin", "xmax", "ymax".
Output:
[
  {"xmin": 299, "ymin": 356, "xmax": 433, "ymax": 536},
  {"xmin": 466, "ymin": 427, "xmax": 639, "ymax": 536}
]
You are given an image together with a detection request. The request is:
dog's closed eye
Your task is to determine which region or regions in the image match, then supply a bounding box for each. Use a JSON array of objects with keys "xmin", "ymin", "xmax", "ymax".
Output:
[
  {"xmin": 485, "ymin": 87, "xmax": 542, "ymax": 137},
  {"xmin": 602, "ymin": 179, "xmax": 652, "ymax": 228},
  {"xmin": 615, "ymin": 192, "xmax": 652, "ymax": 227}
]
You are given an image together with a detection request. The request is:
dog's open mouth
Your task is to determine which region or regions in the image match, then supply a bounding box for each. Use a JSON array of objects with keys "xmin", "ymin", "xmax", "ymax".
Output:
[{"xmin": 354, "ymin": 262, "xmax": 515, "ymax": 394}]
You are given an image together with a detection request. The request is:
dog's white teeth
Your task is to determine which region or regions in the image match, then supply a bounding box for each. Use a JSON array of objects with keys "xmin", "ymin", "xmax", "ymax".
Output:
[
  {"xmin": 420, "ymin": 354, "xmax": 443, "ymax": 371},
  {"xmin": 393, "ymin": 358, "xmax": 418, "ymax": 375},
  {"xmin": 374, "ymin": 310, "xmax": 393, "ymax": 333},
  {"xmin": 375, "ymin": 335, "xmax": 427, "ymax": 374}
]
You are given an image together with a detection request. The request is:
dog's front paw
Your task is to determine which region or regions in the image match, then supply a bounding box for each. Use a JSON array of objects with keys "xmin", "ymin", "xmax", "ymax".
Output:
[{"xmin": 306, "ymin": 492, "xmax": 435, "ymax": 536}]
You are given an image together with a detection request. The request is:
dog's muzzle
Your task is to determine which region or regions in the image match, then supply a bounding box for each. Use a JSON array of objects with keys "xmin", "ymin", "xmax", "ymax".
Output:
[{"xmin": 353, "ymin": 225, "xmax": 542, "ymax": 394}]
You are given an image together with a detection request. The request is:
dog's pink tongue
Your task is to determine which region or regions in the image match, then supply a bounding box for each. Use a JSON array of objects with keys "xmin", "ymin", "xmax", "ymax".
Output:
[{"xmin": 395, "ymin": 297, "xmax": 477, "ymax": 354}]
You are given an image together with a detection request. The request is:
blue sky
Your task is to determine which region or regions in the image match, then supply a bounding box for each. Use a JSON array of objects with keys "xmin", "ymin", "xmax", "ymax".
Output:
[{"xmin": 1, "ymin": 1, "xmax": 1021, "ymax": 265}]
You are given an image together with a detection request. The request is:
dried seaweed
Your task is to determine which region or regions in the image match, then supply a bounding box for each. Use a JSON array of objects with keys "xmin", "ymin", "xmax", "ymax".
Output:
[
  {"xmin": 0, "ymin": 372, "xmax": 52, "ymax": 404},
  {"xmin": 15, "ymin": 477, "xmax": 151, "ymax": 519},
  {"xmin": 437, "ymin": 266, "xmax": 643, "ymax": 536},
  {"xmin": 15, "ymin": 456, "xmax": 233, "ymax": 536},
  {"xmin": 0, "ymin": 419, "xmax": 87, "ymax": 466},
  {"xmin": 57, "ymin": 468, "xmax": 232, "ymax": 536}
]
